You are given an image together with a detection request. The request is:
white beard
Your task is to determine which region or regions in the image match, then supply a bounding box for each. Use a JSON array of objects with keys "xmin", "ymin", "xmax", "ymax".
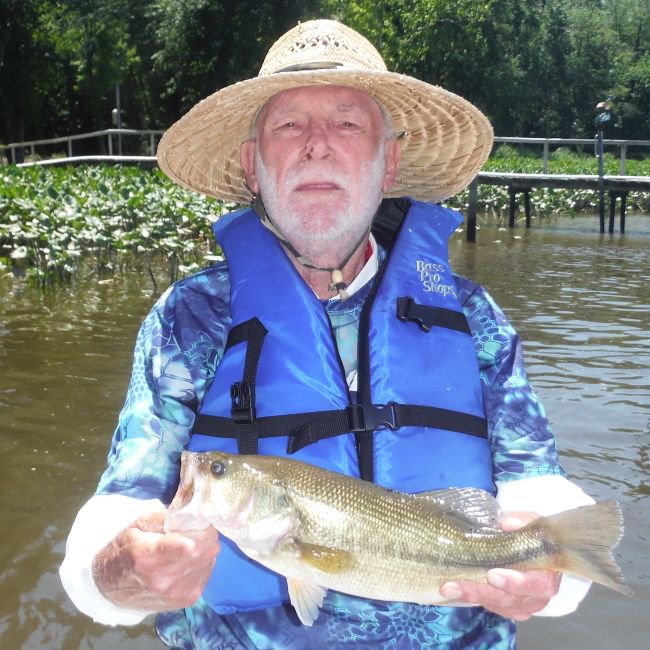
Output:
[{"xmin": 255, "ymin": 145, "xmax": 386, "ymax": 268}]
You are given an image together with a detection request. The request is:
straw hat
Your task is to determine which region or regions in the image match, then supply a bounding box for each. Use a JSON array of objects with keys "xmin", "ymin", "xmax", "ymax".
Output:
[{"xmin": 157, "ymin": 19, "xmax": 493, "ymax": 204}]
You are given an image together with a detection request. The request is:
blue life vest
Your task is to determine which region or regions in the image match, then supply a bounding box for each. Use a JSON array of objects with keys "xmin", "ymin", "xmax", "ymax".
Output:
[{"xmin": 189, "ymin": 199, "xmax": 494, "ymax": 613}]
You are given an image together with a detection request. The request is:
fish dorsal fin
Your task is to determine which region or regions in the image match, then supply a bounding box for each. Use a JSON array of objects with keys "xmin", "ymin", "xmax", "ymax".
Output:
[
  {"xmin": 416, "ymin": 487, "xmax": 501, "ymax": 531},
  {"xmin": 287, "ymin": 577, "xmax": 327, "ymax": 626},
  {"xmin": 295, "ymin": 541, "xmax": 355, "ymax": 573}
]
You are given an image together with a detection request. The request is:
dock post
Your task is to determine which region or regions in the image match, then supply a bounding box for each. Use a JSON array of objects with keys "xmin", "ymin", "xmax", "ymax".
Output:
[
  {"xmin": 594, "ymin": 102, "xmax": 611, "ymax": 234},
  {"xmin": 608, "ymin": 191, "xmax": 616, "ymax": 233},
  {"xmin": 524, "ymin": 189, "xmax": 532, "ymax": 227},
  {"xmin": 596, "ymin": 130, "xmax": 605, "ymax": 233},
  {"xmin": 508, "ymin": 187, "xmax": 517, "ymax": 227},
  {"xmin": 620, "ymin": 192, "xmax": 627, "ymax": 233},
  {"xmin": 466, "ymin": 178, "xmax": 478, "ymax": 242}
]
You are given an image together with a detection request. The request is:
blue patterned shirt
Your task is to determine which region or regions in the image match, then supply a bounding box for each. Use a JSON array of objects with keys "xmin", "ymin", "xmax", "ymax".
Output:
[{"xmin": 96, "ymin": 254, "xmax": 563, "ymax": 649}]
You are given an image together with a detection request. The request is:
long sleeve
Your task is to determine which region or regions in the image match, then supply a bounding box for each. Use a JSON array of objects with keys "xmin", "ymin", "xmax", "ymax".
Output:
[
  {"xmin": 59, "ymin": 265, "xmax": 232, "ymax": 623},
  {"xmin": 457, "ymin": 276, "xmax": 564, "ymax": 482},
  {"xmin": 95, "ymin": 265, "xmax": 232, "ymax": 502},
  {"xmin": 59, "ymin": 495, "xmax": 166, "ymax": 625}
]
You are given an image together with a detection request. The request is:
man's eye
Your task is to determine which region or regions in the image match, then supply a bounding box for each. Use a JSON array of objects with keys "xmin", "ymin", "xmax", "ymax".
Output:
[
  {"xmin": 271, "ymin": 121, "xmax": 300, "ymax": 136},
  {"xmin": 338, "ymin": 120, "xmax": 360, "ymax": 130}
]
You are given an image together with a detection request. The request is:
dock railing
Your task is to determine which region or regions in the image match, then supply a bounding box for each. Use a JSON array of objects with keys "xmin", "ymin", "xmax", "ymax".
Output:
[
  {"xmin": 0, "ymin": 128, "xmax": 164, "ymax": 164},
  {"xmin": 2, "ymin": 131, "xmax": 650, "ymax": 170},
  {"xmin": 493, "ymin": 137, "xmax": 650, "ymax": 175}
]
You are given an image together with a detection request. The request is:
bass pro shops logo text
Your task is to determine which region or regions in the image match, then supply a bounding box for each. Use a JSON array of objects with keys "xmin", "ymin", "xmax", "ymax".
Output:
[{"xmin": 416, "ymin": 260, "xmax": 457, "ymax": 297}]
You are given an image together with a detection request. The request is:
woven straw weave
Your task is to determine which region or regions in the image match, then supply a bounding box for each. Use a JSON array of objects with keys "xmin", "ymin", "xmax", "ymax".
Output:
[{"xmin": 157, "ymin": 20, "xmax": 493, "ymax": 204}]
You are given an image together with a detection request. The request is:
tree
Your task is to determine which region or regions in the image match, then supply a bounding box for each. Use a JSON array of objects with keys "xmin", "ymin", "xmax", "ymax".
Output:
[
  {"xmin": 2, "ymin": 0, "xmax": 649, "ymax": 144},
  {"xmin": 612, "ymin": 54, "xmax": 650, "ymax": 139},
  {"xmin": 564, "ymin": 3, "xmax": 620, "ymax": 137},
  {"xmin": 0, "ymin": 0, "xmax": 61, "ymax": 148},
  {"xmin": 54, "ymin": 0, "xmax": 134, "ymax": 133},
  {"xmin": 149, "ymin": 0, "xmax": 322, "ymax": 127},
  {"xmin": 513, "ymin": 0, "xmax": 574, "ymax": 136}
]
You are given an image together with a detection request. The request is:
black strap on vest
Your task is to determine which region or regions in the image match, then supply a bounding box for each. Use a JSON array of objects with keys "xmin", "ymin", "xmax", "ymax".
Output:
[
  {"xmin": 192, "ymin": 303, "xmax": 488, "ymax": 464},
  {"xmin": 193, "ymin": 312, "xmax": 486, "ymax": 471},
  {"xmin": 371, "ymin": 197, "xmax": 411, "ymax": 249},
  {"xmin": 223, "ymin": 317, "xmax": 268, "ymax": 455},
  {"xmin": 192, "ymin": 402, "xmax": 487, "ymax": 454},
  {"xmin": 396, "ymin": 297, "xmax": 471, "ymax": 334}
]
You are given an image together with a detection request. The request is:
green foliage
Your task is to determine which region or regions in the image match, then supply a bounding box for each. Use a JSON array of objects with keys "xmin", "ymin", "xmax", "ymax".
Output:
[
  {"xmin": 319, "ymin": 0, "xmax": 649, "ymax": 138},
  {"xmin": 0, "ymin": 165, "xmax": 226, "ymax": 288},
  {"xmin": 0, "ymin": 0, "xmax": 61, "ymax": 142},
  {"xmin": 613, "ymin": 54, "xmax": 650, "ymax": 138},
  {"xmin": 1, "ymin": 1, "xmax": 650, "ymax": 145},
  {"xmin": 2, "ymin": 159, "xmax": 648, "ymax": 287}
]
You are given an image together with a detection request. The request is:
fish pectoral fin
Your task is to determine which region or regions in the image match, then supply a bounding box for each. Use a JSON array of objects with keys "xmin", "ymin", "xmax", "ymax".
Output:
[
  {"xmin": 295, "ymin": 541, "xmax": 354, "ymax": 574},
  {"xmin": 287, "ymin": 577, "xmax": 326, "ymax": 627}
]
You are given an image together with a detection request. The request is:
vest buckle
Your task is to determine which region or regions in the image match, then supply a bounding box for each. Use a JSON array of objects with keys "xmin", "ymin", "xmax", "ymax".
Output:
[
  {"xmin": 347, "ymin": 403, "xmax": 399, "ymax": 433},
  {"xmin": 230, "ymin": 381, "xmax": 256, "ymax": 425}
]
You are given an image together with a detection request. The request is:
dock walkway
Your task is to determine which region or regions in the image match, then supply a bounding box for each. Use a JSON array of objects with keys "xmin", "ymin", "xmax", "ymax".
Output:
[{"xmin": 465, "ymin": 172, "xmax": 650, "ymax": 240}]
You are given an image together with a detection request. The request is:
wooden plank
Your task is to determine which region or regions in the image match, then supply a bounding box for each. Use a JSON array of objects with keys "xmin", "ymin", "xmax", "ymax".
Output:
[{"xmin": 477, "ymin": 172, "xmax": 650, "ymax": 192}]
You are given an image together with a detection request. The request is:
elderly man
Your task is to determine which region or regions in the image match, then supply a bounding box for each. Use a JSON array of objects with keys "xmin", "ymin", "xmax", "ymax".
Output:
[{"xmin": 60, "ymin": 20, "xmax": 595, "ymax": 648}]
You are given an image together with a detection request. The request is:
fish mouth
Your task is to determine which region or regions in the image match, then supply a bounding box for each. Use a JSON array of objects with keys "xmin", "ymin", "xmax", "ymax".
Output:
[
  {"xmin": 169, "ymin": 451, "xmax": 199, "ymax": 509},
  {"xmin": 170, "ymin": 478, "xmax": 194, "ymax": 509},
  {"xmin": 165, "ymin": 481, "xmax": 213, "ymax": 532},
  {"xmin": 164, "ymin": 453, "xmax": 211, "ymax": 532}
]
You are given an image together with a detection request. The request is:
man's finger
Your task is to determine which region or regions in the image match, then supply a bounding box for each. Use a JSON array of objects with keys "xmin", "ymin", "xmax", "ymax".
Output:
[
  {"xmin": 487, "ymin": 568, "xmax": 561, "ymax": 596},
  {"xmin": 122, "ymin": 527, "xmax": 216, "ymax": 565}
]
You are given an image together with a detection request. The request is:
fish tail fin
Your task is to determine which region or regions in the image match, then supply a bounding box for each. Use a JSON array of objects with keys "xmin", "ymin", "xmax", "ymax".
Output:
[{"xmin": 539, "ymin": 501, "xmax": 633, "ymax": 596}]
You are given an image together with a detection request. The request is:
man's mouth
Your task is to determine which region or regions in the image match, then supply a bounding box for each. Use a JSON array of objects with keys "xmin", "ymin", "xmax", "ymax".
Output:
[{"xmin": 294, "ymin": 181, "xmax": 342, "ymax": 192}]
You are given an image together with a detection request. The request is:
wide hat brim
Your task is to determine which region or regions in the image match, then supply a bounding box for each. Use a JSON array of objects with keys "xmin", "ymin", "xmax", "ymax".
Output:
[{"xmin": 157, "ymin": 69, "xmax": 494, "ymax": 204}]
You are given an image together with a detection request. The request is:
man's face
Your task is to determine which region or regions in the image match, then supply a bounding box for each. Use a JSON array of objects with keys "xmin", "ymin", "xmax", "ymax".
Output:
[{"xmin": 240, "ymin": 85, "xmax": 400, "ymax": 264}]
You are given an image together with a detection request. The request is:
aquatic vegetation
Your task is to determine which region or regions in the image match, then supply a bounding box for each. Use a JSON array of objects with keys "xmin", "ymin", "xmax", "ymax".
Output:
[
  {"xmin": 1, "ymin": 154, "xmax": 648, "ymax": 286},
  {"xmin": 0, "ymin": 165, "xmax": 228, "ymax": 288}
]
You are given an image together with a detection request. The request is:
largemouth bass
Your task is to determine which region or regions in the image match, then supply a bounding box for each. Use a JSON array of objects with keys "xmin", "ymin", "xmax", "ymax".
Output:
[{"xmin": 165, "ymin": 451, "xmax": 631, "ymax": 626}]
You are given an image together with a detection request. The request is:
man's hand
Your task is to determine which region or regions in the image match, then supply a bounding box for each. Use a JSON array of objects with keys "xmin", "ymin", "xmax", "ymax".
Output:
[
  {"xmin": 91, "ymin": 511, "xmax": 219, "ymax": 611},
  {"xmin": 440, "ymin": 512, "xmax": 562, "ymax": 620}
]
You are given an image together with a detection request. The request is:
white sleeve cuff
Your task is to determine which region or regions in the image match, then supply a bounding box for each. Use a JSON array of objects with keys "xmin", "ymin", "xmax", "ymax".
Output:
[
  {"xmin": 495, "ymin": 474, "xmax": 596, "ymax": 617},
  {"xmin": 59, "ymin": 494, "xmax": 167, "ymax": 626}
]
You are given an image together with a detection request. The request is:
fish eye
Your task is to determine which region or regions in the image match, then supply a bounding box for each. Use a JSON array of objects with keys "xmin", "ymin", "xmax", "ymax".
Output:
[{"xmin": 210, "ymin": 460, "xmax": 226, "ymax": 477}]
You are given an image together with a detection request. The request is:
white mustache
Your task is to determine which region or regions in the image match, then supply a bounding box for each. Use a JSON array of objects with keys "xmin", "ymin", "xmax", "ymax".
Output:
[{"xmin": 286, "ymin": 165, "xmax": 349, "ymax": 192}]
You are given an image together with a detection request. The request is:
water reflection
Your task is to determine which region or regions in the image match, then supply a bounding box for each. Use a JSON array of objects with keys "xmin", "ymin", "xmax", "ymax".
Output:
[
  {"xmin": 0, "ymin": 277, "xmax": 162, "ymax": 649},
  {"xmin": 0, "ymin": 214, "xmax": 648, "ymax": 649}
]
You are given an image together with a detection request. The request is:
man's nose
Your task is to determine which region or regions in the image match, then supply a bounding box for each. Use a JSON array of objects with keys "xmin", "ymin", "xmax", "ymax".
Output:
[{"xmin": 302, "ymin": 122, "xmax": 331, "ymax": 159}]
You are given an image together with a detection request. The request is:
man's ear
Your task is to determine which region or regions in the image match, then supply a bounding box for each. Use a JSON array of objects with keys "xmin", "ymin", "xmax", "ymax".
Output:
[
  {"xmin": 382, "ymin": 138, "xmax": 401, "ymax": 193},
  {"xmin": 240, "ymin": 139, "xmax": 260, "ymax": 194}
]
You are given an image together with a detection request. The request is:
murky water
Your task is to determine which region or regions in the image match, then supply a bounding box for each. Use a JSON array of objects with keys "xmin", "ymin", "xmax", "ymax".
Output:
[{"xmin": 0, "ymin": 214, "xmax": 648, "ymax": 649}]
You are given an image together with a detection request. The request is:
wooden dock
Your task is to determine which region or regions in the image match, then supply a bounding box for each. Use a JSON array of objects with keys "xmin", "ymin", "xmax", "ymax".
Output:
[{"xmin": 465, "ymin": 172, "xmax": 650, "ymax": 241}]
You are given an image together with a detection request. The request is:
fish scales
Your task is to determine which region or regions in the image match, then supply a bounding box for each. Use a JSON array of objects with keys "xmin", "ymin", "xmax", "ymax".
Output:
[
  {"xmin": 166, "ymin": 450, "xmax": 632, "ymax": 626},
  {"xmin": 264, "ymin": 459, "xmax": 548, "ymax": 586}
]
